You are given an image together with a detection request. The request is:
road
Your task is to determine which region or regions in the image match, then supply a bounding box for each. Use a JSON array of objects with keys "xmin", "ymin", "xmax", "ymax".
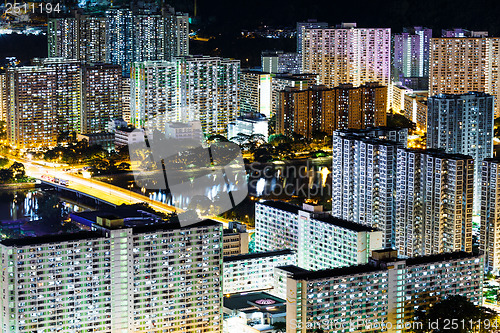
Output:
[{"xmin": 18, "ymin": 159, "xmax": 233, "ymax": 228}]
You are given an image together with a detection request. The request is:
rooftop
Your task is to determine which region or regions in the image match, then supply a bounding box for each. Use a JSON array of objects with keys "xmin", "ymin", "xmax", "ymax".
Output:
[
  {"xmin": 259, "ymin": 201, "xmax": 378, "ymax": 232},
  {"xmin": 398, "ymin": 148, "xmax": 473, "ymax": 161},
  {"xmin": 223, "ymin": 292, "xmax": 286, "ymax": 311},
  {"xmin": 405, "ymin": 251, "xmax": 482, "ymax": 267},
  {"xmin": 224, "ymin": 249, "xmax": 295, "ymax": 263},
  {"xmin": 278, "ymin": 264, "xmax": 384, "ymax": 280},
  {"xmin": 1, "ymin": 231, "xmax": 102, "ymax": 247}
]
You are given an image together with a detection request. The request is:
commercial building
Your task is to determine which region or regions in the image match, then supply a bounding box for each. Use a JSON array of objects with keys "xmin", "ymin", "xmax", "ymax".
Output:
[
  {"xmin": 81, "ymin": 63, "xmax": 122, "ymax": 134},
  {"xmin": 239, "ymin": 70, "xmax": 272, "ymax": 117},
  {"xmin": 223, "ymin": 250, "xmax": 296, "ymax": 294},
  {"xmin": 228, "ymin": 113, "xmax": 269, "ymax": 142},
  {"xmin": 277, "ymin": 250, "xmax": 483, "ymax": 333},
  {"xmin": 223, "ymin": 292, "xmax": 286, "ymax": 333},
  {"xmin": 222, "ymin": 221, "xmax": 250, "ymax": 256},
  {"xmin": 277, "ymin": 83, "xmax": 387, "ymax": 138},
  {"xmin": 396, "ymin": 149, "xmax": 474, "ymax": 257},
  {"xmin": 165, "ymin": 121, "xmax": 203, "ymax": 141},
  {"xmin": 429, "ymin": 37, "xmax": 500, "ymax": 115},
  {"xmin": 77, "ymin": 132, "xmax": 115, "ymax": 152},
  {"xmin": 0, "ymin": 218, "xmax": 223, "ymax": 333},
  {"xmin": 255, "ymin": 201, "xmax": 383, "ymax": 270},
  {"xmin": 332, "ymin": 131, "xmax": 405, "ymax": 248},
  {"xmin": 114, "ymin": 127, "xmax": 144, "ymax": 148},
  {"xmin": 480, "ymin": 158, "xmax": 500, "ymax": 274},
  {"xmin": 393, "ymin": 27, "xmax": 432, "ymax": 85},
  {"xmin": 427, "ymin": 92, "xmax": 494, "ymax": 213},
  {"xmin": 301, "ymin": 23, "xmax": 391, "ymax": 87}
]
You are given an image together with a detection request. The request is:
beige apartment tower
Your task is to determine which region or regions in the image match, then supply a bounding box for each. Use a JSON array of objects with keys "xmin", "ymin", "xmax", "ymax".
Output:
[{"xmin": 429, "ymin": 37, "xmax": 500, "ymax": 115}]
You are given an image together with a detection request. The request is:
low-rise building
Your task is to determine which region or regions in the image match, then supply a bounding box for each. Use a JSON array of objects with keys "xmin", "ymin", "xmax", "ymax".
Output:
[
  {"xmin": 77, "ymin": 132, "xmax": 115, "ymax": 152},
  {"xmin": 223, "ymin": 292, "xmax": 286, "ymax": 333},
  {"xmin": 228, "ymin": 113, "xmax": 269, "ymax": 142}
]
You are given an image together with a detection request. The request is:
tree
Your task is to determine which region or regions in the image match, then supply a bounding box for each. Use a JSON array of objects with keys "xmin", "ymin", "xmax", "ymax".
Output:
[
  {"xmin": 272, "ymin": 321, "xmax": 286, "ymax": 332},
  {"xmin": 387, "ymin": 113, "xmax": 416, "ymax": 130},
  {"xmin": 413, "ymin": 295, "xmax": 496, "ymax": 333},
  {"xmin": 9, "ymin": 162, "xmax": 25, "ymax": 179},
  {"xmin": 0, "ymin": 157, "xmax": 9, "ymax": 168},
  {"xmin": 0, "ymin": 168, "xmax": 13, "ymax": 183}
]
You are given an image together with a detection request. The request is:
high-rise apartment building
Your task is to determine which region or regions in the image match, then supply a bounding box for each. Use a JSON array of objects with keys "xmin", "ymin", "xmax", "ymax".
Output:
[
  {"xmin": 81, "ymin": 64, "xmax": 122, "ymax": 134},
  {"xmin": 296, "ymin": 19, "xmax": 329, "ymax": 53},
  {"xmin": 32, "ymin": 58, "xmax": 82, "ymax": 135},
  {"xmin": 277, "ymin": 250, "xmax": 483, "ymax": 333},
  {"xmin": 49, "ymin": 7, "xmax": 189, "ymax": 76},
  {"xmin": 332, "ymin": 130, "xmax": 405, "ymax": 248},
  {"xmin": 131, "ymin": 57, "xmax": 239, "ymax": 135},
  {"xmin": 48, "ymin": 13, "xmax": 107, "ymax": 63},
  {"xmin": 164, "ymin": 10, "xmax": 190, "ymax": 60},
  {"xmin": 427, "ymin": 92, "xmax": 494, "ymax": 212},
  {"xmin": 396, "ymin": 149, "xmax": 474, "ymax": 257},
  {"xmin": 271, "ymin": 73, "xmax": 318, "ymax": 117},
  {"xmin": 393, "ymin": 27, "xmax": 432, "ymax": 85},
  {"xmin": 429, "ymin": 37, "xmax": 500, "ymax": 115},
  {"xmin": 6, "ymin": 66, "xmax": 58, "ymax": 149},
  {"xmin": 0, "ymin": 73, "xmax": 6, "ymax": 122},
  {"xmin": 302, "ymin": 23, "xmax": 391, "ymax": 87},
  {"xmin": 277, "ymin": 83, "xmax": 387, "ymax": 138},
  {"xmin": 47, "ymin": 16, "xmax": 78, "ymax": 60},
  {"xmin": 133, "ymin": 12, "xmax": 166, "ymax": 62},
  {"xmin": 121, "ymin": 77, "xmax": 131, "ymax": 124},
  {"xmin": 480, "ymin": 158, "xmax": 500, "ymax": 274},
  {"xmin": 0, "ymin": 218, "xmax": 223, "ymax": 333},
  {"xmin": 254, "ymin": 201, "xmax": 383, "ymax": 270},
  {"xmin": 105, "ymin": 8, "xmax": 134, "ymax": 76},
  {"xmin": 239, "ymin": 70, "xmax": 272, "ymax": 117},
  {"xmin": 277, "ymin": 85, "xmax": 335, "ymax": 139},
  {"xmin": 130, "ymin": 61, "xmax": 179, "ymax": 129},
  {"xmin": 390, "ymin": 84, "xmax": 427, "ymax": 129},
  {"xmin": 176, "ymin": 56, "xmax": 240, "ymax": 135}
]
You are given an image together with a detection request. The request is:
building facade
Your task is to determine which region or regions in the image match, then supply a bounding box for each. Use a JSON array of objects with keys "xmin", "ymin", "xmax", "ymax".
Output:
[
  {"xmin": 429, "ymin": 37, "xmax": 500, "ymax": 115},
  {"xmin": 396, "ymin": 149, "xmax": 474, "ymax": 257},
  {"xmin": 5, "ymin": 66, "xmax": 58, "ymax": 149},
  {"xmin": 261, "ymin": 51, "xmax": 301, "ymax": 74},
  {"xmin": 223, "ymin": 250, "xmax": 296, "ymax": 294},
  {"xmin": 427, "ymin": 92, "xmax": 494, "ymax": 212},
  {"xmin": 81, "ymin": 63, "xmax": 122, "ymax": 134},
  {"xmin": 393, "ymin": 27, "xmax": 432, "ymax": 82},
  {"xmin": 254, "ymin": 201, "xmax": 383, "ymax": 270},
  {"xmin": 0, "ymin": 219, "xmax": 223, "ymax": 333},
  {"xmin": 277, "ymin": 83, "xmax": 387, "ymax": 138},
  {"xmin": 301, "ymin": 23, "xmax": 391, "ymax": 87},
  {"xmin": 239, "ymin": 70, "xmax": 272, "ymax": 117},
  {"xmin": 332, "ymin": 131, "xmax": 404, "ymax": 248},
  {"xmin": 480, "ymin": 158, "xmax": 500, "ymax": 274},
  {"xmin": 278, "ymin": 250, "xmax": 483, "ymax": 333}
]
